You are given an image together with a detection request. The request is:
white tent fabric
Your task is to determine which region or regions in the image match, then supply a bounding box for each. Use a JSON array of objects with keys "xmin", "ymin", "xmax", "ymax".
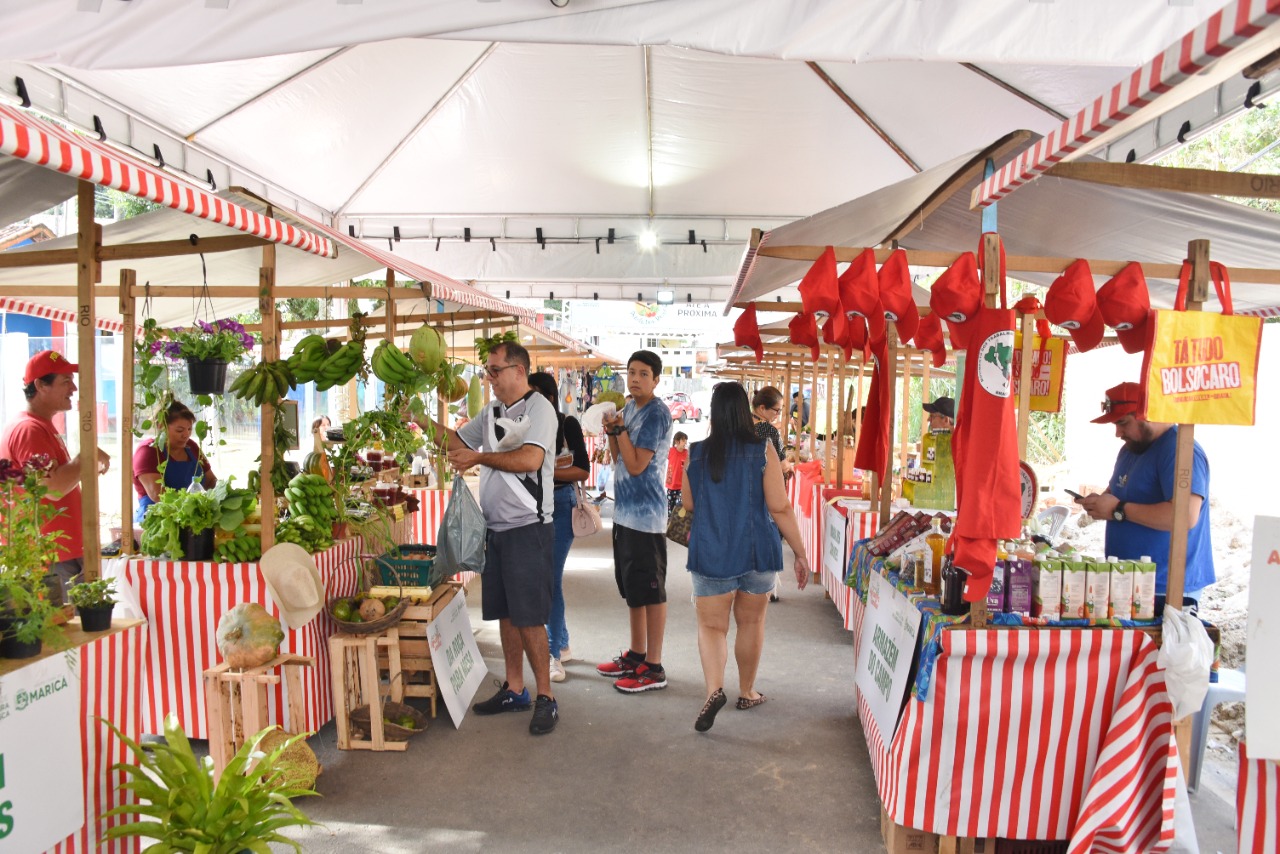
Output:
[{"xmin": 0, "ymin": 157, "xmax": 75, "ymax": 230}]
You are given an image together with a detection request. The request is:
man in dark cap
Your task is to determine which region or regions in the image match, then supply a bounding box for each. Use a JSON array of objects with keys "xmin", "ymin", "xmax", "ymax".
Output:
[
  {"xmin": 0, "ymin": 350, "xmax": 111, "ymax": 599},
  {"xmin": 922, "ymin": 395, "xmax": 955, "ymax": 432}
]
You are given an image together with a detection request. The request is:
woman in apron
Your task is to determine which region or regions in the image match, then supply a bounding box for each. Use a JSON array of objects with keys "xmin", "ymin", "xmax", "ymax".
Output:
[{"xmin": 132, "ymin": 400, "xmax": 217, "ymax": 522}]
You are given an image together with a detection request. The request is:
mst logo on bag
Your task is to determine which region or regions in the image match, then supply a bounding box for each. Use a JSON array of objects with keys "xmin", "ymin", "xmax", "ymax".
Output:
[{"xmin": 976, "ymin": 329, "xmax": 1015, "ymax": 398}]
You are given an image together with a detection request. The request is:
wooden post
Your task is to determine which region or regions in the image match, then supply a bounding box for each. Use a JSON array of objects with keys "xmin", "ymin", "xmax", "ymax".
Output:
[
  {"xmin": 971, "ymin": 232, "xmax": 1005, "ymax": 628},
  {"xmin": 898, "ymin": 349, "xmax": 912, "ymax": 474},
  {"xmin": 783, "ymin": 358, "xmax": 794, "ymax": 441},
  {"xmin": 1166, "ymin": 239, "xmax": 1210, "ymax": 612},
  {"xmin": 878, "ymin": 325, "xmax": 898, "ymax": 521},
  {"xmin": 823, "ymin": 353, "xmax": 835, "ymax": 477},
  {"xmin": 921, "ymin": 357, "xmax": 931, "ymax": 407},
  {"xmin": 75, "ymin": 181, "xmax": 103, "ymax": 580},
  {"xmin": 835, "ymin": 356, "xmax": 847, "ymax": 488},
  {"xmin": 118, "ymin": 269, "xmax": 137, "ymax": 555},
  {"xmin": 258, "ymin": 243, "xmax": 278, "ymax": 552},
  {"xmin": 1016, "ymin": 312, "xmax": 1035, "ymax": 460}
]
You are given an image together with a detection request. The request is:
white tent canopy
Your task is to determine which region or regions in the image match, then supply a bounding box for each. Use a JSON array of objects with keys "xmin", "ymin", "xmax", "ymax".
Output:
[{"xmin": 2, "ymin": 0, "xmax": 1271, "ymax": 305}]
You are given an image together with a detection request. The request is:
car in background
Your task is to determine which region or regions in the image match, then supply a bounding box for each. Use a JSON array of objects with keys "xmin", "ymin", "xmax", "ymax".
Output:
[{"xmin": 667, "ymin": 392, "xmax": 702, "ymax": 423}]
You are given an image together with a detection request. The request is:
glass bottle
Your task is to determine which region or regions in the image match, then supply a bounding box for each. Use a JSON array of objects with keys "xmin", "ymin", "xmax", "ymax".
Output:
[
  {"xmin": 940, "ymin": 559, "xmax": 969, "ymax": 616},
  {"xmin": 924, "ymin": 517, "xmax": 946, "ymax": 596}
]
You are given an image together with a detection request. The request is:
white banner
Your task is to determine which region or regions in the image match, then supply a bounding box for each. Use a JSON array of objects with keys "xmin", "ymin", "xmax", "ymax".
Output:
[
  {"xmin": 426, "ymin": 593, "xmax": 488, "ymax": 729},
  {"xmin": 0, "ymin": 651, "xmax": 82, "ymax": 851},
  {"xmin": 1247, "ymin": 516, "xmax": 1280, "ymax": 760},
  {"xmin": 822, "ymin": 503, "xmax": 848, "ymax": 581},
  {"xmin": 854, "ymin": 571, "xmax": 922, "ymax": 742}
]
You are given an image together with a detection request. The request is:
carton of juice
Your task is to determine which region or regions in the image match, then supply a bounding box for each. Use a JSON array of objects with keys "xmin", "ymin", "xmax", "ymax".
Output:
[
  {"xmin": 1061, "ymin": 556, "xmax": 1088, "ymax": 620},
  {"xmin": 1086, "ymin": 557, "xmax": 1111, "ymax": 621},
  {"xmin": 1006, "ymin": 547, "xmax": 1034, "ymax": 617},
  {"xmin": 1033, "ymin": 553, "xmax": 1062, "ymax": 621},
  {"xmin": 1132, "ymin": 555, "xmax": 1157, "ymax": 621},
  {"xmin": 1108, "ymin": 557, "xmax": 1134, "ymax": 621},
  {"xmin": 985, "ymin": 559, "xmax": 1008, "ymax": 613}
]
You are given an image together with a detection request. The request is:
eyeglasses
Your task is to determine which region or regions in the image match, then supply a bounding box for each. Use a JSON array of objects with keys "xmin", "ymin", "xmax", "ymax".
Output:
[
  {"xmin": 1100, "ymin": 399, "xmax": 1136, "ymax": 413},
  {"xmin": 484, "ymin": 363, "xmax": 523, "ymax": 379}
]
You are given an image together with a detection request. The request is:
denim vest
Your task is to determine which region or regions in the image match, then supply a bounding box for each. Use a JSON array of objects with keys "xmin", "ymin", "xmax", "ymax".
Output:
[{"xmin": 686, "ymin": 440, "xmax": 782, "ymax": 579}]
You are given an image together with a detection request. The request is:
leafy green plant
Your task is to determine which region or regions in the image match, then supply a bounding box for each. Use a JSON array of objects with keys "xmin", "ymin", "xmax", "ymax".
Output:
[
  {"xmin": 68, "ymin": 578, "xmax": 117, "ymax": 609},
  {"xmin": 140, "ymin": 489, "xmax": 222, "ymax": 557},
  {"xmin": 0, "ymin": 455, "xmax": 68, "ymax": 645},
  {"xmin": 475, "ymin": 330, "xmax": 518, "ymax": 362},
  {"xmin": 101, "ymin": 713, "xmax": 318, "ymax": 853}
]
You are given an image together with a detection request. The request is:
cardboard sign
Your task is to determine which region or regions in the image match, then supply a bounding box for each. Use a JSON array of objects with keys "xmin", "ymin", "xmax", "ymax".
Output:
[
  {"xmin": 426, "ymin": 593, "xmax": 488, "ymax": 728},
  {"xmin": 0, "ymin": 652, "xmax": 83, "ymax": 851},
  {"xmin": 823, "ymin": 503, "xmax": 849, "ymax": 581},
  {"xmin": 1011, "ymin": 332, "xmax": 1066, "ymax": 412},
  {"xmin": 1141, "ymin": 310, "xmax": 1262, "ymax": 425},
  {"xmin": 1246, "ymin": 516, "xmax": 1280, "ymax": 759},
  {"xmin": 855, "ymin": 571, "xmax": 922, "ymax": 741}
]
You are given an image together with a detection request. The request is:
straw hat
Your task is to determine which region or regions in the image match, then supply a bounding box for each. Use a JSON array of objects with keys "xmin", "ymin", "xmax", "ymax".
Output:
[{"xmin": 260, "ymin": 543, "xmax": 325, "ymax": 630}]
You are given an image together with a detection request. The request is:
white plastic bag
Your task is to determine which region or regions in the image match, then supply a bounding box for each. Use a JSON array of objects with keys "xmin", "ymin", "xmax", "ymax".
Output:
[
  {"xmin": 434, "ymin": 477, "xmax": 487, "ymax": 577},
  {"xmin": 580, "ymin": 402, "xmax": 617, "ymax": 436},
  {"xmin": 1157, "ymin": 607, "xmax": 1214, "ymax": 719}
]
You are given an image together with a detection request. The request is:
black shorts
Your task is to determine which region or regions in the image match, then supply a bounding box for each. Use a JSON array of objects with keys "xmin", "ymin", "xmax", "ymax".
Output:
[
  {"xmin": 612, "ymin": 524, "xmax": 667, "ymax": 607},
  {"xmin": 482, "ymin": 522, "xmax": 554, "ymax": 627}
]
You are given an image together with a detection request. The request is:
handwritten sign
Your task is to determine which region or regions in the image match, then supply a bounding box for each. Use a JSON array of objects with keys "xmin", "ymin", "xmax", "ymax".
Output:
[
  {"xmin": 1247, "ymin": 516, "xmax": 1280, "ymax": 759},
  {"xmin": 823, "ymin": 504, "xmax": 849, "ymax": 581},
  {"xmin": 426, "ymin": 593, "xmax": 488, "ymax": 728},
  {"xmin": 0, "ymin": 653, "xmax": 82, "ymax": 851},
  {"xmin": 855, "ymin": 571, "xmax": 922, "ymax": 741}
]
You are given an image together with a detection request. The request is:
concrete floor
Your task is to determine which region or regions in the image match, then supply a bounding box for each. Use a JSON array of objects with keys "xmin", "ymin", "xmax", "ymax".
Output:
[{"xmin": 287, "ymin": 502, "xmax": 1240, "ymax": 853}]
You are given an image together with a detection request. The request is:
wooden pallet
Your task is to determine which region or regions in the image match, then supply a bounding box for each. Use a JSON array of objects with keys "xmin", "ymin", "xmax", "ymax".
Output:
[
  {"xmin": 203, "ymin": 653, "xmax": 315, "ymax": 778},
  {"xmin": 330, "ymin": 629, "xmax": 407, "ymax": 751}
]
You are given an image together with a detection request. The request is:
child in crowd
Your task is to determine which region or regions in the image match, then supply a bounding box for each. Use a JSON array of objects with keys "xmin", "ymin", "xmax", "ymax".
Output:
[{"xmin": 666, "ymin": 431, "xmax": 689, "ymax": 513}]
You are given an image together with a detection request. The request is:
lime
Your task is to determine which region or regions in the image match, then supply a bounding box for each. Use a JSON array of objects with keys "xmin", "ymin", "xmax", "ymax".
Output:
[
  {"xmin": 331, "ymin": 600, "xmax": 353, "ymax": 621},
  {"xmin": 347, "ymin": 613, "xmax": 363, "ymax": 623},
  {"xmin": 396, "ymin": 715, "xmax": 416, "ymax": 729},
  {"xmin": 382, "ymin": 596, "xmax": 400, "ymax": 609}
]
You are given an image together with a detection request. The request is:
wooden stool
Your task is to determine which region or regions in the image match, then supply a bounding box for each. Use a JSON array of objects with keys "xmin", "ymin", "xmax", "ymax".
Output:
[
  {"xmin": 203, "ymin": 653, "xmax": 315, "ymax": 778},
  {"xmin": 330, "ymin": 629, "xmax": 406, "ymax": 751}
]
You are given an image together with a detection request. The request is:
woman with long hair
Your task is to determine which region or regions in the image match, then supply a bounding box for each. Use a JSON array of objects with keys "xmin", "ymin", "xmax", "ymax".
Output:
[
  {"xmin": 132, "ymin": 400, "xmax": 217, "ymax": 521},
  {"xmin": 680, "ymin": 382, "xmax": 809, "ymax": 732}
]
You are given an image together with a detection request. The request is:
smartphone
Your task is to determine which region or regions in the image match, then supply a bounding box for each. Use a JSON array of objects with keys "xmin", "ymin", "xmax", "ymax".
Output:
[{"xmin": 1064, "ymin": 489, "xmax": 1084, "ymax": 501}]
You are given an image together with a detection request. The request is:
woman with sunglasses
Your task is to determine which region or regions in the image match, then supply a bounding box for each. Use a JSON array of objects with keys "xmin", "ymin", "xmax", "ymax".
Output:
[{"xmin": 680, "ymin": 382, "xmax": 809, "ymax": 733}]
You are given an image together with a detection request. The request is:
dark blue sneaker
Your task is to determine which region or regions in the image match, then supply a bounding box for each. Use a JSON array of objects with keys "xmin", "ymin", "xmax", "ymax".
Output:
[
  {"xmin": 473, "ymin": 680, "xmax": 532, "ymax": 715},
  {"xmin": 529, "ymin": 694, "xmax": 559, "ymax": 735}
]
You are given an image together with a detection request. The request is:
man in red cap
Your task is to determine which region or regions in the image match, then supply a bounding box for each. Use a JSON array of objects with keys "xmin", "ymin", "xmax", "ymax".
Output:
[
  {"xmin": 0, "ymin": 350, "xmax": 111, "ymax": 601},
  {"xmin": 1077, "ymin": 381, "xmax": 1214, "ymax": 610}
]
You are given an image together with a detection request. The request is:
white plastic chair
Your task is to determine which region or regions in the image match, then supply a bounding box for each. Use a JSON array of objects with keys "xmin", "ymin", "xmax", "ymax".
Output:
[
  {"xmin": 1035, "ymin": 505, "xmax": 1072, "ymax": 540},
  {"xmin": 1188, "ymin": 667, "xmax": 1246, "ymax": 795}
]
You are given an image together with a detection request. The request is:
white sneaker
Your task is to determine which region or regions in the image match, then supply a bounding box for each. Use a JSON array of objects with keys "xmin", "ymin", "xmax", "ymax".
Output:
[
  {"xmin": 549, "ymin": 657, "xmax": 566, "ymax": 683},
  {"xmin": 560, "ymin": 646, "xmax": 574, "ymax": 662}
]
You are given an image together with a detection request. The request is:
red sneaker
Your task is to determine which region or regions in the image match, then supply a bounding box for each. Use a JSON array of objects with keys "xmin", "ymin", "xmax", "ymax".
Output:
[
  {"xmin": 614, "ymin": 664, "xmax": 668, "ymax": 693},
  {"xmin": 596, "ymin": 650, "xmax": 643, "ymax": 679}
]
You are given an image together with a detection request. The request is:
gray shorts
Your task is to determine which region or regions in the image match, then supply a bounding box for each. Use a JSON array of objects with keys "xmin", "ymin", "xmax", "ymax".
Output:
[{"xmin": 481, "ymin": 523, "xmax": 554, "ymax": 627}]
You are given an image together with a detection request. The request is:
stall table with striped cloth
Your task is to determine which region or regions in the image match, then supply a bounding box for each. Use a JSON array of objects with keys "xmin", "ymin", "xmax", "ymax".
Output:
[
  {"xmin": 1239, "ymin": 740, "xmax": 1280, "ymax": 853},
  {"xmin": 109, "ymin": 537, "xmax": 364, "ymax": 738},
  {"xmin": 403, "ymin": 488, "xmax": 450, "ymax": 545},
  {"xmin": 848, "ymin": 548, "xmax": 1179, "ymax": 852},
  {"xmin": 41, "ymin": 619, "xmax": 149, "ymax": 854},
  {"xmin": 815, "ymin": 491, "xmax": 878, "ymax": 630}
]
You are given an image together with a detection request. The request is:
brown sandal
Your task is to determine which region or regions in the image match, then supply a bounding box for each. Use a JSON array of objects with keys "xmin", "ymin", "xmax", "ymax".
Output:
[{"xmin": 736, "ymin": 694, "xmax": 767, "ymax": 710}]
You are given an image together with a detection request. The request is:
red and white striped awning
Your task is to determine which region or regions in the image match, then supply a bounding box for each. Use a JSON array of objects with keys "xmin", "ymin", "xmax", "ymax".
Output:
[
  {"xmin": 0, "ymin": 296, "xmax": 125, "ymax": 333},
  {"xmin": 0, "ymin": 103, "xmax": 333, "ymax": 258}
]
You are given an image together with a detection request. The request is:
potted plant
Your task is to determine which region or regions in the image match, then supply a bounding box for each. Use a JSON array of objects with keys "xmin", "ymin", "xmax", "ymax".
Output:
[
  {"xmin": 154, "ymin": 317, "xmax": 256, "ymax": 395},
  {"xmin": 101, "ymin": 713, "xmax": 317, "ymax": 853},
  {"xmin": 139, "ymin": 488, "xmax": 222, "ymax": 560},
  {"xmin": 68, "ymin": 578, "xmax": 117, "ymax": 632},
  {"xmin": 0, "ymin": 455, "xmax": 68, "ymax": 659}
]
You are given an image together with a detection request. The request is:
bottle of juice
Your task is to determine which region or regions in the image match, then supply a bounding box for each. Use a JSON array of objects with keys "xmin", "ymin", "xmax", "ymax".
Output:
[
  {"xmin": 913, "ymin": 548, "xmax": 929, "ymax": 590},
  {"xmin": 924, "ymin": 517, "xmax": 946, "ymax": 596},
  {"xmin": 940, "ymin": 559, "xmax": 969, "ymax": 616}
]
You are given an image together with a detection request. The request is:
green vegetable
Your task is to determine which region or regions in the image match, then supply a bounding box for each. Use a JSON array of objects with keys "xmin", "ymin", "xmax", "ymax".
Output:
[{"xmin": 140, "ymin": 489, "xmax": 222, "ymax": 558}]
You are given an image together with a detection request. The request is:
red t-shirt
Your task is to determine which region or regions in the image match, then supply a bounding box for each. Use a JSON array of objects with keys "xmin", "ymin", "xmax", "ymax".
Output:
[
  {"xmin": 0, "ymin": 412, "xmax": 83, "ymax": 562},
  {"xmin": 666, "ymin": 446, "xmax": 689, "ymax": 490}
]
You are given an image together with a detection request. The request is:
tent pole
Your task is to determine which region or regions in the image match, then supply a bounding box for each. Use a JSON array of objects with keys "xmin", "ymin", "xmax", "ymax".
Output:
[
  {"xmin": 836, "ymin": 356, "xmax": 847, "ymax": 488},
  {"xmin": 258, "ymin": 240, "xmax": 278, "ymax": 552},
  {"xmin": 899, "ymin": 349, "xmax": 912, "ymax": 475},
  {"xmin": 824, "ymin": 354, "xmax": 835, "ymax": 479},
  {"xmin": 76, "ymin": 180, "xmax": 102, "ymax": 581},
  {"xmin": 119, "ymin": 269, "xmax": 137, "ymax": 556},
  {"xmin": 1017, "ymin": 313, "xmax": 1035, "ymax": 460},
  {"xmin": 878, "ymin": 325, "xmax": 898, "ymax": 522}
]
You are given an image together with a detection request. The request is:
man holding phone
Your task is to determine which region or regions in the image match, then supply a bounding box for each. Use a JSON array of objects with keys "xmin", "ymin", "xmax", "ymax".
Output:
[{"xmin": 1075, "ymin": 382, "xmax": 1215, "ymax": 610}]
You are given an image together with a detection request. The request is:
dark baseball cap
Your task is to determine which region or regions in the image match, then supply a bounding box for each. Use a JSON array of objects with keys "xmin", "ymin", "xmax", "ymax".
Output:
[{"xmin": 922, "ymin": 396, "xmax": 955, "ymax": 420}]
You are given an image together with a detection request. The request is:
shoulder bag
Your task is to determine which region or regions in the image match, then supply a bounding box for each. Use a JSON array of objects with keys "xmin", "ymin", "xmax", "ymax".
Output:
[
  {"xmin": 571, "ymin": 482, "xmax": 602, "ymax": 537},
  {"xmin": 666, "ymin": 504, "xmax": 693, "ymax": 548}
]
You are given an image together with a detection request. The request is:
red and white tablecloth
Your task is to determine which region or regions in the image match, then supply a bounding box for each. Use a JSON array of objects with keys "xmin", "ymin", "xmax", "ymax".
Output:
[
  {"xmin": 1239, "ymin": 740, "xmax": 1280, "ymax": 853},
  {"xmin": 404, "ymin": 488, "xmax": 450, "ymax": 545},
  {"xmin": 51, "ymin": 620, "xmax": 148, "ymax": 854},
  {"xmin": 857, "ymin": 627, "xmax": 1178, "ymax": 853},
  {"xmin": 110, "ymin": 538, "xmax": 363, "ymax": 738},
  {"xmin": 816, "ymin": 495, "xmax": 878, "ymax": 631}
]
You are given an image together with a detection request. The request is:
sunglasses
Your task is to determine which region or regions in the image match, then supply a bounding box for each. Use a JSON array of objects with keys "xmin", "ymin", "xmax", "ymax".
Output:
[{"xmin": 1100, "ymin": 399, "xmax": 1136, "ymax": 413}]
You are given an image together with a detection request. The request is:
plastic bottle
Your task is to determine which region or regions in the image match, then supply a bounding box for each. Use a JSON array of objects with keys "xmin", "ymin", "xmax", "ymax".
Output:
[
  {"xmin": 940, "ymin": 559, "xmax": 969, "ymax": 616},
  {"xmin": 924, "ymin": 517, "xmax": 946, "ymax": 596}
]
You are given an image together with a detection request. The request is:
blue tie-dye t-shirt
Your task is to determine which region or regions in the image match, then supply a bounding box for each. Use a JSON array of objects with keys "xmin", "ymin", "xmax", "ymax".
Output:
[{"xmin": 612, "ymin": 397, "xmax": 673, "ymax": 534}]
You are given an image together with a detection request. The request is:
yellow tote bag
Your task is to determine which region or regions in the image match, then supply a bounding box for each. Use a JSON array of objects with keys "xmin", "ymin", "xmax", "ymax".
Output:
[{"xmin": 1141, "ymin": 261, "xmax": 1262, "ymax": 426}]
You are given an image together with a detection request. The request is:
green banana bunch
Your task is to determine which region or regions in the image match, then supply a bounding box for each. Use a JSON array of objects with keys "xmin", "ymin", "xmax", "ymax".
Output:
[
  {"xmin": 227, "ymin": 360, "xmax": 297, "ymax": 407},
  {"xmin": 285, "ymin": 472, "xmax": 339, "ymax": 524},
  {"xmin": 370, "ymin": 340, "xmax": 422, "ymax": 387},
  {"xmin": 213, "ymin": 534, "xmax": 262, "ymax": 563},
  {"xmin": 287, "ymin": 334, "xmax": 329, "ymax": 384},
  {"xmin": 314, "ymin": 341, "xmax": 363, "ymax": 392}
]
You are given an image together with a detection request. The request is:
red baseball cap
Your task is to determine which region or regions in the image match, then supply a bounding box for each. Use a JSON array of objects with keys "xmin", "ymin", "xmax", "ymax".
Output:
[
  {"xmin": 733, "ymin": 303, "xmax": 764, "ymax": 363},
  {"xmin": 914, "ymin": 311, "xmax": 947, "ymax": 368},
  {"xmin": 1091, "ymin": 381, "xmax": 1144, "ymax": 424},
  {"xmin": 798, "ymin": 245, "xmax": 840, "ymax": 319},
  {"xmin": 928, "ymin": 252, "xmax": 981, "ymax": 349},
  {"xmin": 1044, "ymin": 259, "xmax": 1104, "ymax": 352},
  {"xmin": 788, "ymin": 311, "xmax": 820, "ymax": 360},
  {"xmin": 878, "ymin": 248, "xmax": 919, "ymax": 345},
  {"xmin": 1096, "ymin": 262, "xmax": 1151, "ymax": 354},
  {"xmin": 838, "ymin": 248, "xmax": 886, "ymax": 344},
  {"xmin": 23, "ymin": 349, "xmax": 79, "ymax": 384}
]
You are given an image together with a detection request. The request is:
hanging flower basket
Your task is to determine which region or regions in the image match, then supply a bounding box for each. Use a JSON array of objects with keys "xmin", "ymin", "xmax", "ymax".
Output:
[{"xmin": 186, "ymin": 358, "xmax": 229, "ymax": 395}]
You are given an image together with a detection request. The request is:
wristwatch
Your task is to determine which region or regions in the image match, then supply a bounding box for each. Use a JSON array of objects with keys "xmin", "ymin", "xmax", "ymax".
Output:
[{"xmin": 1111, "ymin": 501, "xmax": 1127, "ymax": 522}]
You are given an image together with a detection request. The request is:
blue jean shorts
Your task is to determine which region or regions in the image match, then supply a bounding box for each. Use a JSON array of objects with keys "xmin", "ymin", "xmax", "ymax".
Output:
[{"xmin": 690, "ymin": 569, "xmax": 779, "ymax": 598}]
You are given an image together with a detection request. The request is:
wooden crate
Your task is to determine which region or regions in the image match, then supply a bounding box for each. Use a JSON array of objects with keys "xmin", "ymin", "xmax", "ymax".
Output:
[
  {"xmin": 372, "ymin": 582, "xmax": 463, "ymax": 717},
  {"xmin": 203, "ymin": 653, "xmax": 315, "ymax": 778},
  {"xmin": 329, "ymin": 629, "xmax": 407, "ymax": 751}
]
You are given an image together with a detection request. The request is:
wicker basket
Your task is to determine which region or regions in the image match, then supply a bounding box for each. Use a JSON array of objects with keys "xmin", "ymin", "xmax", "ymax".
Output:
[
  {"xmin": 326, "ymin": 594, "xmax": 409, "ymax": 635},
  {"xmin": 349, "ymin": 700, "xmax": 428, "ymax": 741}
]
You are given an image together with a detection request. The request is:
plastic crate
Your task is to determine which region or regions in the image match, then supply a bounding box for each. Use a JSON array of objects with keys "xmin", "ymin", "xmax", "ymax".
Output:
[{"xmin": 375, "ymin": 545, "xmax": 438, "ymax": 588}]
